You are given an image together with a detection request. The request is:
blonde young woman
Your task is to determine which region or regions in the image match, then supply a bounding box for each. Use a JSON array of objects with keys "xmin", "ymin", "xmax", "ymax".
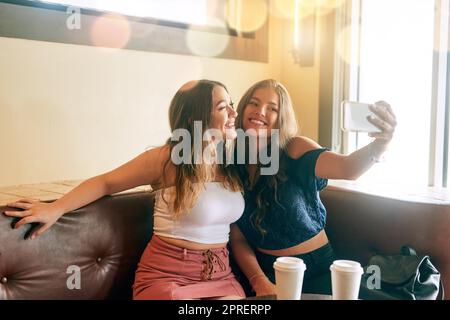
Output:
[
  {"xmin": 230, "ymin": 79, "xmax": 397, "ymax": 296},
  {"xmin": 4, "ymin": 80, "xmax": 246, "ymax": 300}
]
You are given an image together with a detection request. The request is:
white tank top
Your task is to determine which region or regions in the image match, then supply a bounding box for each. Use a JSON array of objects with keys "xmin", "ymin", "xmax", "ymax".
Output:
[{"xmin": 153, "ymin": 182, "xmax": 244, "ymax": 244}]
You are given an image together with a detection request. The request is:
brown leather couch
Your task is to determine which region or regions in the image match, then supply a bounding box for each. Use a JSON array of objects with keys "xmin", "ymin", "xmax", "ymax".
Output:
[{"xmin": 0, "ymin": 186, "xmax": 448, "ymax": 299}]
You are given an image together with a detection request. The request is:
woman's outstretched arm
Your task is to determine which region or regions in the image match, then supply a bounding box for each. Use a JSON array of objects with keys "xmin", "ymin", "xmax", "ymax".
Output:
[
  {"xmin": 4, "ymin": 145, "xmax": 169, "ymax": 239},
  {"xmin": 287, "ymin": 101, "xmax": 397, "ymax": 180}
]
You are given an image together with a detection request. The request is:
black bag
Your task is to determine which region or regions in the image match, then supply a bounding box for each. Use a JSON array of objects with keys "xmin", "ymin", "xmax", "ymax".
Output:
[{"xmin": 360, "ymin": 246, "xmax": 444, "ymax": 300}]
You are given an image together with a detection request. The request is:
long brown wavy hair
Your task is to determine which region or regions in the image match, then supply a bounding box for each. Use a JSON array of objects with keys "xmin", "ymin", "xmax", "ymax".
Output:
[
  {"xmin": 235, "ymin": 79, "xmax": 299, "ymax": 235},
  {"xmin": 165, "ymin": 80, "xmax": 242, "ymax": 218}
]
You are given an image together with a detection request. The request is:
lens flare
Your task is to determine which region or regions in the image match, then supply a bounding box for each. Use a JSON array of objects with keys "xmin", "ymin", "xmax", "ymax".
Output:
[
  {"xmin": 319, "ymin": 0, "xmax": 347, "ymax": 16},
  {"xmin": 272, "ymin": 0, "xmax": 314, "ymax": 20},
  {"xmin": 335, "ymin": 25, "xmax": 353, "ymax": 65},
  {"xmin": 433, "ymin": 1, "xmax": 449, "ymax": 53},
  {"xmin": 272, "ymin": 0, "xmax": 346, "ymax": 19},
  {"xmin": 90, "ymin": 13, "xmax": 131, "ymax": 49},
  {"xmin": 225, "ymin": 0, "xmax": 268, "ymax": 33},
  {"xmin": 131, "ymin": 18, "xmax": 158, "ymax": 40},
  {"xmin": 186, "ymin": 17, "xmax": 229, "ymax": 57}
]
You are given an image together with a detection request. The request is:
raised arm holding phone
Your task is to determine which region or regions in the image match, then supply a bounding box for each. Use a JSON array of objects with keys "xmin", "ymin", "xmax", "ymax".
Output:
[{"xmin": 230, "ymin": 79, "xmax": 397, "ymax": 297}]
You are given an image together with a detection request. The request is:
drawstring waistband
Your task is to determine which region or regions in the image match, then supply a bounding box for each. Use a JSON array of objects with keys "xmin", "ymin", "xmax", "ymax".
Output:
[{"xmin": 201, "ymin": 249, "xmax": 226, "ymax": 281}]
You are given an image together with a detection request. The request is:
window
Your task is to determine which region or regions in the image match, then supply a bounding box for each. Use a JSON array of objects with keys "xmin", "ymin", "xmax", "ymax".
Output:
[{"xmin": 336, "ymin": 0, "xmax": 442, "ymax": 188}]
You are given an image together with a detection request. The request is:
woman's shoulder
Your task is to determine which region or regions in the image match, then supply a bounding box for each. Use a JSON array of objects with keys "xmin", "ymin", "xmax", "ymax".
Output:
[
  {"xmin": 144, "ymin": 144, "xmax": 171, "ymax": 165},
  {"xmin": 145, "ymin": 144, "xmax": 176, "ymax": 186},
  {"xmin": 286, "ymin": 136, "xmax": 322, "ymax": 160}
]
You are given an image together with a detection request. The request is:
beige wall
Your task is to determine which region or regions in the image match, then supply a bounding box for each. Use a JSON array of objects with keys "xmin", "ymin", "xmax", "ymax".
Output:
[
  {"xmin": 0, "ymin": 13, "xmax": 322, "ymax": 187},
  {"xmin": 279, "ymin": 18, "xmax": 321, "ymax": 141}
]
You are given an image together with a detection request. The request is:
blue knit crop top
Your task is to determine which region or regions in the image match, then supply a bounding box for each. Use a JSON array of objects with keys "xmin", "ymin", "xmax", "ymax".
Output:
[{"xmin": 236, "ymin": 148, "xmax": 329, "ymax": 250}]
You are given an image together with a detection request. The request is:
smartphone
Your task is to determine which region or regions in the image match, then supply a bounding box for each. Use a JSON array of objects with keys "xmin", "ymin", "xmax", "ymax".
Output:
[{"xmin": 341, "ymin": 101, "xmax": 382, "ymax": 133}]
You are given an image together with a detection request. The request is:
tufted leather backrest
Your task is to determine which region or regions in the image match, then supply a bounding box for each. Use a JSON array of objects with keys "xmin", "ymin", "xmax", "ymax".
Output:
[{"xmin": 0, "ymin": 192, "xmax": 154, "ymax": 299}]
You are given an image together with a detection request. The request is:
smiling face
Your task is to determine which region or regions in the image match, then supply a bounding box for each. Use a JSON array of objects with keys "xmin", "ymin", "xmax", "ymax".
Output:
[
  {"xmin": 236, "ymin": 80, "xmax": 299, "ymax": 150},
  {"xmin": 210, "ymin": 85, "xmax": 238, "ymax": 139},
  {"xmin": 242, "ymin": 87, "xmax": 279, "ymax": 136}
]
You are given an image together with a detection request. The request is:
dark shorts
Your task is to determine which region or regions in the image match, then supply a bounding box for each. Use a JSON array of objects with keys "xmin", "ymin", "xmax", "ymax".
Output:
[{"xmin": 232, "ymin": 243, "xmax": 337, "ymax": 296}]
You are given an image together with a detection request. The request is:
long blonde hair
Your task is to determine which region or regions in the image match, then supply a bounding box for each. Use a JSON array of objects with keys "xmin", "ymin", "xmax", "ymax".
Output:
[
  {"xmin": 165, "ymin": 80, "xmax": 242, "ymax": 218},
  {"xmin": 236, "ymin": 79, "xmax": 298, "ymax": 149},
  {"xmin": 235, "ymin": 79, "xmax": 299, "ymax": 235}
]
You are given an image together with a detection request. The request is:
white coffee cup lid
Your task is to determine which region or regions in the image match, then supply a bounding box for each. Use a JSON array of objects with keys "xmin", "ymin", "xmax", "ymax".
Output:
[
  {"xmin": 330, "ymin": 260, "xmax": 363, "ymax": 273},
  {"xmin": 273, "ymin": 257, "xmax": 306, "ymax": 271}
]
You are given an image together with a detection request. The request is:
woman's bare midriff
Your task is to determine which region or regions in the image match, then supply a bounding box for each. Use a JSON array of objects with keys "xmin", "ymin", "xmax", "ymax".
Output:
[
  {"xmin": 157, "ymin": 235, "xmax": 227, "ymax": 251},
  {"xmin": 256, "ymin": 229, "xmax": 329, "ymax": 256}
]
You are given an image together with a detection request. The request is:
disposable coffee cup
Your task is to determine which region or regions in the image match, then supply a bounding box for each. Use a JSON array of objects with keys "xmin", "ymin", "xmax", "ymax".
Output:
[
  {"xmin": 273, "ymin": 257, "xmax": 306, "ymax": 300},
  {"xmin": 330, "ymin": 260, "xmax": 364, "ymax": 300}
]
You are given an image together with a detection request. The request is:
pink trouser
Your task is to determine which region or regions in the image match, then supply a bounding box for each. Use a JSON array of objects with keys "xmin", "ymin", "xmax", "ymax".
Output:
[{"xmin": 133, "ymin": 235, "xmax": 245, "ymax": 300}]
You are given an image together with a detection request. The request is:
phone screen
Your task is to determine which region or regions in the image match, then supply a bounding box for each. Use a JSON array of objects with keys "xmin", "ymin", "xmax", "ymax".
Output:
[{"xmin": 341, "ymin": 101, "xmax": 382, "ymax": 133}]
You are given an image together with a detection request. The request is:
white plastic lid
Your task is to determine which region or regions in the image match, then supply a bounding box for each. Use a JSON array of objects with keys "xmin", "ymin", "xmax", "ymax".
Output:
[
  {"xmin": 330, "ymin": 260, "xmax": 363, "ymax": 273},
  {"xmin": 273, "ymin": 257, "xmax": 306, "ymax": 271}
]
